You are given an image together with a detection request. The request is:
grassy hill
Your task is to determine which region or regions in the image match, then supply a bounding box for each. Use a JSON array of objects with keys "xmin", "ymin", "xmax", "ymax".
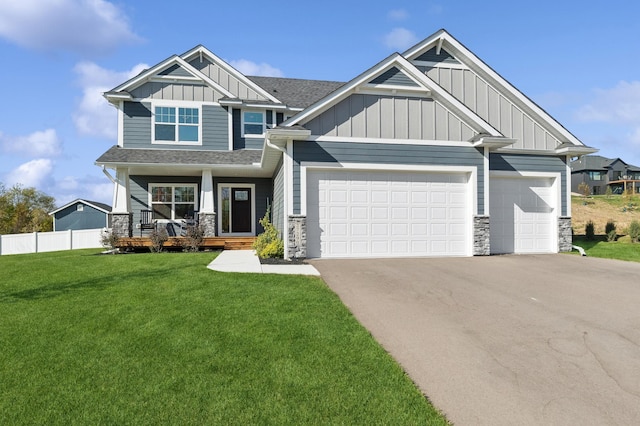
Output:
[{"xmin": 572, "ymin": 194, "xmax": 640, "ymax": 235}]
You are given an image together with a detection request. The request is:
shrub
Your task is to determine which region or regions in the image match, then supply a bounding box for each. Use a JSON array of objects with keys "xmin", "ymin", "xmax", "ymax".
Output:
[
  {"xmin": 629, "ymin": 220, "xmax": 640, "ymax": 243},
  {"xmin": 181, "ymin": 224, "xmax": 204, "ymax": 252},
  {"xmin": 149, "ymin": 227, "xmax": 169, "ymax": 253},
  {"xmin": 605, "ymin": 186, "xmax": 613, "ymax": 198},
  {"xmin": 578, "ymin": 182, "xmax": 591, "ymax": 199},
  {"xmin": 100, "ymin": 229, "xmax": 120, "ymax": 251},
  {"xmin": 253, "ymin": 208, "xmax": 284, "ymax": 259},
  {"xmin": 585, "ymin": 220, "xmax": 595, "ymax": 241},
  {"xmin": 605, "ymin": 220, "xmax": 617, "ymax": 242}
]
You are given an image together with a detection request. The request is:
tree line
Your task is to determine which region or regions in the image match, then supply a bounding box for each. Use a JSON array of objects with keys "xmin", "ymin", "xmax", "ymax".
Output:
[{"xmin": 0, "ymin": 183, "xmax": 55, "ymax": 234}]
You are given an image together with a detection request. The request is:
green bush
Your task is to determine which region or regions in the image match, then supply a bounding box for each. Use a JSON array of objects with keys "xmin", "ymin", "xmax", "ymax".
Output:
[
  {"xmin": 253, "ymin": 208, "xmax": 284, "ymax": 258},
  {"xmin": 605, "ymin": 220, "xmax": 617, "ymax": 242},
  {"xmin": 629, "ymin": 220, "xmax": 640, "ymax": 243},
  {"xmin": 585, "ymin": 220, "xmax": 595, "ymax": 241}
]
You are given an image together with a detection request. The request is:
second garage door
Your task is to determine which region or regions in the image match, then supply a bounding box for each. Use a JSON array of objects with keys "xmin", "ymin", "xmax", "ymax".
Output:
[
  {"xmin": 306, "ymin": 169, "xmax": 471, "ymax": 258},
  {"xmin": 490, "ymin": 176, "xmax": 557, "ymax": 254}
]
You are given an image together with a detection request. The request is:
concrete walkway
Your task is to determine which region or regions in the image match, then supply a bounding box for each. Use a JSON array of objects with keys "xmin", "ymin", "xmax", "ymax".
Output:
[{"xmin": 207, "ymin": 250, "xmax": 320, "ymax": 275}]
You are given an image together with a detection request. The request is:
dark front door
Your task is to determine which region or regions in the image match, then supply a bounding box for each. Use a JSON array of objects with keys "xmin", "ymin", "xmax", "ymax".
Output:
[{"xmin": 231, "ymin": 188, "xmax": 252, "ymax": 233}]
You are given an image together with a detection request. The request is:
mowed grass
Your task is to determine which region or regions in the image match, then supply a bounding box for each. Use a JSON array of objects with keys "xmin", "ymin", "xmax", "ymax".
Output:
[
  {"xmin": 0, "ymin": 249, "xmax": 447, "ymax": 425},
  {"xmin": 572, "ymin": 235, "xmax": 640, "ymax": 262}
]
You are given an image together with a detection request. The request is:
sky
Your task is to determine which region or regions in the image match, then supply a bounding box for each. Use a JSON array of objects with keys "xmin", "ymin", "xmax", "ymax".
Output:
[{"xmin": 1, "ymin": 0, "xmax": 639, "ymax": 207}]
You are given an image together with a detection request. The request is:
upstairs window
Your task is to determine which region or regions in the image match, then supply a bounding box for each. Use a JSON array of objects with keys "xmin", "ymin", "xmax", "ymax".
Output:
[
  {"xmin": 242, "ymin": 111, "xmax": 265, "ymax": 136},
  {"xmin": 154, "ymin": 106, "xmax": 199, "ymax": 143},
  {"xmin": 588, "ymin": 171, "xmax": 603, "ymax": 181}
]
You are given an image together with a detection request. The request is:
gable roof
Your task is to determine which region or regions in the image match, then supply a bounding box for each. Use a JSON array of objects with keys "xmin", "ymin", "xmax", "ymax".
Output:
[
  {"xmin": 282, "ymin": 52, "xmax": 502, "ymax": 137},
  {"xmin": 571, "ymin": 155, "xmax": 640, "ymax": 172},
  {"xmin": 50, "ymin": 199, "xmax": 112, "ymax": 215},
  {"xmin": 403, "ymin": 29, "xmax": 586, "ymax": 147}
]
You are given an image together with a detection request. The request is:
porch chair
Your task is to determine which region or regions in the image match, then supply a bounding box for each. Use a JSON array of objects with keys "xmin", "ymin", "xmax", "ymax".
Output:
[{"xmin": 139, "ymin": 209, "xmax": 155, "ymax": 237}]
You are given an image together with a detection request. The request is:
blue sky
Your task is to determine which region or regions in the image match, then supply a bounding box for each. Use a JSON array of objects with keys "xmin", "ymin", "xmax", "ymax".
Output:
[{"xmin": 1, "ymin": 0, "xmax": 639, "ymax": 206}]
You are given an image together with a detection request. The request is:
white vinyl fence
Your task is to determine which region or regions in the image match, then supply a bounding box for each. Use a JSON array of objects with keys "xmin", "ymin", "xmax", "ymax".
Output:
[{"xmin": 0, "ymin": 228, "xmax": 105, "ymax": 255}]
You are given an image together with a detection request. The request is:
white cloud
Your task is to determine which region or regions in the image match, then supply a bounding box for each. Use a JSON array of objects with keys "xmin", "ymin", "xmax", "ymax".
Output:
[
  {"xmin": 0, "ymin": 0, "xmax": 141, "ymax": 54},
  {"xmin": 73, "ymin": 61, "xmax": 148, "ymax": 139},
  {"xmin": 51, "ymin": 176, "xmax": 113, "ymax": 206},
  {"xmin": 388, "ymin": 9, "xmax": 409, "ymax": 21},
  {"xmin": 6, "ymin": 159, "xmax": 54, "ymax": 188},
  {"xmin": 1, "ymin": 128, "xmax": 61, "ymax": 157},
  {"xmin": 229, "ymin": 59, "xmax": 284, "ymax": 77},
  {"xmin": 576, "ymin": 81, "xmax": 640, "ymax": 124},
  {"xmin": 383, "ymin": 27, "xmax": 419, "ymax": 51}
]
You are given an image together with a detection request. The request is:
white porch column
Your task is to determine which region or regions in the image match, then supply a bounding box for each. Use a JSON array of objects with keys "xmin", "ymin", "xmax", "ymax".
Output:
[
  {"xmin": 112, "ymin": 168, "xmax": 131, "ymax": 213},
  {"xmin": 200, "ymin": 169, "xmax": 214, "ymax": 213}
]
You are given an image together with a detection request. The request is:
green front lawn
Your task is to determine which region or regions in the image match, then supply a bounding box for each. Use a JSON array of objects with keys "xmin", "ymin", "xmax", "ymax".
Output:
[
  {"xmin": 0, "ymin": 250, "xmax": 447, "ymax": 425},
  {"xmin": 572, "ymin": 235, "xmax": 640, "ymax": 262}
]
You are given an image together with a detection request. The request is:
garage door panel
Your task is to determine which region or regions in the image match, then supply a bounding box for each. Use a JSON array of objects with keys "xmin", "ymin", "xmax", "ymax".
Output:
[
  {"xmin": 307, "ymin": 169, "xmax": 471, "ymax": 258},
  {"xmin": 490, "ymin": 177, "xmax": 556, "ymax": 254}
]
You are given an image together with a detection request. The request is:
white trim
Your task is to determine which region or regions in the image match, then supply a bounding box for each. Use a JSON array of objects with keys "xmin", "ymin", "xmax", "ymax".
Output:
[
  {"xmin": 566, "ymin": 155, "xmax": 572, "ymax": 217},
  {"xmin": 49, "ymin": 199, "xmax": 111, "ymax": 215},
  {"xmin": 241, "ymin": 109, "xmax": 266, "ymax": 138},
  {"xmin": 148, "ymin": 183, "xmax": 199, "ymax": 221},
  {"xmin": 150, "ymin": 101, "xmax": 202, "ymax": 146},
  {"xmin": 283, "ymin": 140, "xmax": 294, "ymax": 258},
  {"xmin": 361, "ymin": 83, "xmax": 431, "ymax": 95},
  {"xmin": 149, "ymin": 75, "xmax": 204, "ymax": 84},
  {"xmin": 117, "ymin": 101, "xmax": 124, "ymax": 147},
  {"xmin": 227, "ymin": 106, "xmax": 233, "ymax": 150},
  {"xmin": 483, "ymin": 147, "xmax": 490, "ymax": 215},
  {"xmin": 308, "ymin": 135, "xmax": 476, "ymax": 147},
  {"xmin": 217, "ymin": 183, "xmax": 256, "ymax": 236}
]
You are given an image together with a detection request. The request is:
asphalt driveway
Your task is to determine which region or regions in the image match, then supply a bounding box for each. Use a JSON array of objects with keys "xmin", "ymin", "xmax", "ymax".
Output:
[{"xmin": 310, "ymin": 254, "xmax": 640, "ymax": 425}]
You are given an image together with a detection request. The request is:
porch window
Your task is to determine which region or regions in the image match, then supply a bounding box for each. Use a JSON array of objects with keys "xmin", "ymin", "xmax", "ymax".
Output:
[
  {"xmin": 154, "ymin": 106, "xmax": 199, "ymax": 143},
  {"xmin": 242, "ymin": 111, "xmax": 265, "ymax": 136},
  {"xmin": 149, "ymin": 184, "xmax": 197, "ymax": 220}
]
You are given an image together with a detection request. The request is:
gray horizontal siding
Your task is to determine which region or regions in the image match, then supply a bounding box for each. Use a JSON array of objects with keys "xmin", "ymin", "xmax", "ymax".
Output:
[
  {"xmin": 293, "ymin": 141, "xmax": 485, "ymax": 214},
  {"xmin": 369, "ymin": 67, "xmax": 419, "ymax": 86},
  {"xmin": 304, "ymin": 93, "xmax": 477, "ymax": 141},
  {"xmin": 202, "ymin": 105, "xmax": 229, "ymax": 150},
  {"xmin": 123, "ymin": 102, "xmax": 229, "ymax": 150},
  {"xmin": 232, "ymin": 108, "xmax": 265, "ymax": 150},
  {"xmin": 158, "ymin": 64, "xmax": 192, "ymax": 77},
  {"xmin": 130, "ymin": 81, "xmax": 224, "ymax": 102},
  {"xmin": 415, "ymin": 47, "xmax": 460, "ymax": 64},
  {"xmin": 422, "ymin": 66, "xmax": 562, "ymax": 151},
  {"xmin": 54, "ymin": 204, "xmax": 107, "ymax": 231},
  {"xmin": 272, "ymin": 159, "xmax": 285, "ymax": 237},
  {"xmin": 123, "ymin": 102, "xmax": 151, "ymax": 148},
  {"xmin": 490, "ymin": 153, "xmax": 568, "ymax": 215},
  {"xmin": 188, "ymin": 57, "xmax": 265, "ymax": 101}
]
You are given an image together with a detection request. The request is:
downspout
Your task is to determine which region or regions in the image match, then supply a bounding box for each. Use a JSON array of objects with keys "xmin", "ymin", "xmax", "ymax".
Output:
[{"xmin": 101, "ymin": 165, "xmax": 117, "ymax": 184}]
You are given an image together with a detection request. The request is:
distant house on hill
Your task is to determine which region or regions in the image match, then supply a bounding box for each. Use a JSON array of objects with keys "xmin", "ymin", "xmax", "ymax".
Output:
[
  {"xmin": 571, "ymin": 155, "xmax": 640, "ymax": 195},
  {"xmin": 49, "ymin": 199, "xmax": 112, "ymax": 231}
]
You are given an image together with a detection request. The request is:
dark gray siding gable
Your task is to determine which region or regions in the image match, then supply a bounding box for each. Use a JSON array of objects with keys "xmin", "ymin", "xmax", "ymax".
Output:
[
  {"xmin": 158, "ymin": 64, "xmax": 192, "ymax": 77},
  {"xmin": 292, "ymin": 141, "xmax": 485, "ymax": 214},
  {"xmin": 415, "ymin": 47, "xmax": 460, "ymax": 64},
  {"xmin": 54, "ymin": 203, "xmax": 107, "ymax": 231},
  {"xmin": 369, "ymin": 67, "xmax": 419, "ymax": 86},
  {"xmin": 490, "ymin": 153, "xmax": 568, "ymax": 215},
  {"xmin": 123, "ymin": 101, "xmax": 152, "ymax": 148}
]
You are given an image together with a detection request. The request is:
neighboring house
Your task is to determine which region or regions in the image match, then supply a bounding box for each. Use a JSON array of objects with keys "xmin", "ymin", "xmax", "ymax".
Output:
[
  {"xmin": 96, "ymin": 29, "xmax": 596, "ymax": 258},
  {"xmin": 570, "ymin": 155, "xmax": 640, "ymax": 195},
  {"xmin": 49, "ymin": 199, "xmax": 112, "ymax": 231}
]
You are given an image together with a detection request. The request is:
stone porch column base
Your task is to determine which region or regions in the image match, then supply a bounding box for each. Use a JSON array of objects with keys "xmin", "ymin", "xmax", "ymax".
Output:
[
  {"xmin": 199, "ymin": 212, "xmax": 216, "ymax": 237},
  {"xmin": 288, "ymin": 215, "xmax": 307, "ymax": 259},
  {"xmin": 558, "ymin": 217, "xmax": 572, "ymax": 252},
  {"xmin": 110, "ymin": 213, "xmax": 132, "ymax": 238},
  {"xmin": 473, "ymin": 215, "xmax": 490, "ymax": 256}
]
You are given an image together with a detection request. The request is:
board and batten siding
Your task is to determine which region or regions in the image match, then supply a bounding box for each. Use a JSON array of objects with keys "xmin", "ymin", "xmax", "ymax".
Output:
[
  {"xmin": 490, "ymin": 153, "xmax": 568, "ymax": 216},
  {"xmin": 292, "ymin": 141, "xmax": 485, "ymax": 214},
  {"xmin": 304, "ymin": 94, "xmax": 477, "ymax": 141},
  {"xmin": 188, "ymin": 58, "xmax": 266, "ymax": 101},
  {"xmin": 418, "ymin": 65, "xmax": 562, "ymax": 151},
  {"xmin": 123, "ymin": 102, "xmax": 229, "ymax": 150},
  {"xmin": 271, "ymin": 159, "xmax": 285, "ymax": 237},
  {"xmin": 130, "ymin": 81, "xmax": 225, "ymax": 103}
]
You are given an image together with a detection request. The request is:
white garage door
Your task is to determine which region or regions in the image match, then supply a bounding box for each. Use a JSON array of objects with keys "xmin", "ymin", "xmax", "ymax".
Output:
[
  {"xmin": 306, "ymin": 169, "xmax": 471, "ymax": 258},
  {"xmin": 490, "ymin": 177, "xmax": 557, "ymax": 254}
]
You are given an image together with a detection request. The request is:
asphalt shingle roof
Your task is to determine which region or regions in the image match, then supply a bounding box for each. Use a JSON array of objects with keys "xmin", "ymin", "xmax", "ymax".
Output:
[
  {"xmin": 571, "ymin": 155, "xmax": 640, "ymax": 172},
  {"xmin": 96, "ymin": 146, "xmax": 262, "ymax": 165},
  {"xmin": 248, "ymin": 76, "xmax": 345, "ymax": 109}
]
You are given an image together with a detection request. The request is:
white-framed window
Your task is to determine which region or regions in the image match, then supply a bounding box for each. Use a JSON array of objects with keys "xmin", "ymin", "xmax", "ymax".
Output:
[
  {"xmin": 242, "ymin": 110, "xmax": 265, "ymax": 137},
  {"xmin": 153, "ymin": 105, "xmax": 200, "ymax": 144},
  {"xmin": 149, "ymin": 184, "xmax": 198, "ymax": 220}
]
